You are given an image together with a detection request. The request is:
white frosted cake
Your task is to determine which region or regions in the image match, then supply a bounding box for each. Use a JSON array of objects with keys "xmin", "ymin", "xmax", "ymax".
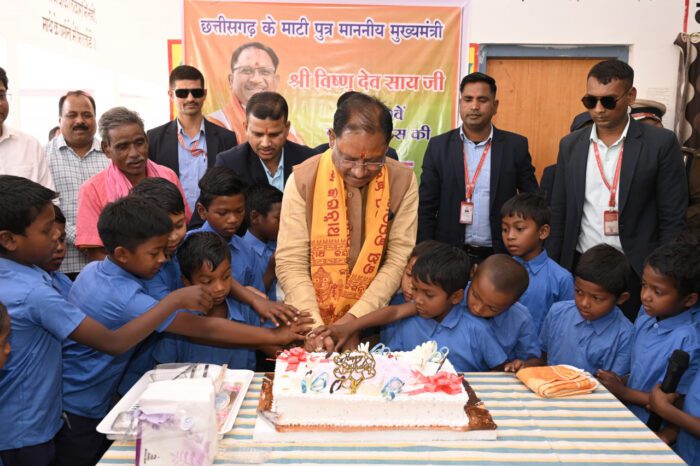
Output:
[{"xmin": 259, "ymin": 342, "xmax": 495, "ymax": 431}]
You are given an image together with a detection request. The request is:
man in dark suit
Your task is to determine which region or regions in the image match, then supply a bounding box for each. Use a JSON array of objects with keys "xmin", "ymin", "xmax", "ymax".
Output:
[
  {"xmin": 418, "ymin": 72, "xmax": 538, "ymax": 267},
  {"xmin": 548, "ymin": 59, "xmax": 687, "ymax": 321},
  {"xmin": 215, "ymin": 91, "xmax": 315, "ymax": 191},
  {"xmin": 147, "ymin": 65, "xmax": 238, "ymax": 212}
]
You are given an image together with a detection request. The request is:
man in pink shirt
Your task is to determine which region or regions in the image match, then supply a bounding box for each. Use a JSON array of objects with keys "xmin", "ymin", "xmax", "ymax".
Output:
[{"xmin": 76, "ymin": 107, "xmax": 191, "ymax": 261}]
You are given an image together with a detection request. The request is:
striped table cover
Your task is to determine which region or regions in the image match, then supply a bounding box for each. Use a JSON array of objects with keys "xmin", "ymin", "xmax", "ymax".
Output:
[{"xmin": 98, "ymin": 372, "xmax": 684, "ymax": 465}]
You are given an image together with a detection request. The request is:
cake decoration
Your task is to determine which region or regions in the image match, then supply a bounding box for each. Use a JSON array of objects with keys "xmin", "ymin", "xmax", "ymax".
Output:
[
  {"xmin": 332, "ymin": 346, "xmax": 377, "ymax": 394},
  {"xmin": 261, "ymin": 341, "xmax": 497, "ymax": 432}
]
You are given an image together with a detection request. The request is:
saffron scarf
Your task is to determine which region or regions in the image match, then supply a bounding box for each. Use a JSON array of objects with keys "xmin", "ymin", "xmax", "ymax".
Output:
[{"xmin": 310, "ymin": 150, "xmax": 390, "ymax": 325}]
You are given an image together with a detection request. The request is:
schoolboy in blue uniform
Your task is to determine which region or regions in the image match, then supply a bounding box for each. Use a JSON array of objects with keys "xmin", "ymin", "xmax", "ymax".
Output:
[
  {"xmin": 189, "ymin": 167, "xmax": 262, "ymax": 290},
  {"xmin": 56, "ymin": 196, "xmax": 313, "ymax": 466},
  {"xmin": 154, "ymin": 232, "xmax": 259, "ymax": 369},
  {"xmin": 328, "ymin": 249, "xmax": 532, "ymax": 368},
  {"xmin": 39, "ymin": 206, "xmax": 73, "ymax": 299},
  {"xmin": 501, "ymin": 193, "xmax": 574, "ymax": 331},
  {"xmin": 191, "ymin": 168, "xmax": 300, "ymax": 327},
  {"xmin": 243, "ymin": 184, "xmax": 282, "ymax": 301},
  {"xmin": 0, "ymin": 176, "xmax": 191, "ymax": 466},
  {"xmin": 507, "ymin": 245, "xmax": 634, "ymax": 375},
  {"xmin": 463, "ymin": 254, "xmax": 539, "ymax": 363},
  {"xmin": 598, "ymin": 242, "xmax": 700, "ymax": 424},
  {"xmin": 383, "ymin": 244, "xmax": 507, "ymax": 372},
  {"xmin": 117, "ymin": 178, "xmax": 190, "ymax": 395}
]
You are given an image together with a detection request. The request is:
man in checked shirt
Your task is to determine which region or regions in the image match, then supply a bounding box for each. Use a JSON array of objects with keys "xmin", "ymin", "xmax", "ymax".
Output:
[{"xmin": 46, "ymin": 90, "xmax": 109, "ymax": 279}]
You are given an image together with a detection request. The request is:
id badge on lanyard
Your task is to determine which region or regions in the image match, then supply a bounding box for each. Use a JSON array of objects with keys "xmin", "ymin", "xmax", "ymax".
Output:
[
  {"xmin": 460, "ymin": 141, "xmax": 491, "ymax": 225},
  {"xmin": 593, "ymin": 141, "xmax": 623, "ymax": 236}
]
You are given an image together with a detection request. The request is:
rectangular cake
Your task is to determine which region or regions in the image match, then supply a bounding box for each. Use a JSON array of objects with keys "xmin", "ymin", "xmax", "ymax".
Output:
[{"xmin": 258, "ymin": 341, "xmax": 496, "ymax": 432}]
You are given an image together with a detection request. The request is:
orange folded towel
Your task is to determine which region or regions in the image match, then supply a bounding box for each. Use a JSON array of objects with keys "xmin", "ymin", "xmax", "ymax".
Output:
[{"xmin": 516, "ymin": 365, "xmax": 598, "ymax": 398}]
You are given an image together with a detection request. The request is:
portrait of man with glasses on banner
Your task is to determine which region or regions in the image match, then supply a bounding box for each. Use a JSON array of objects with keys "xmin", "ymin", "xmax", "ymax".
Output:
[
  {"xmin": 208, "ymin": 41, "xmax": 305, "ymax": 145},
  {"xmin": 275, "ymin": 92, "xmax": 418, "ymax": 353},
  {"xmin": 547, "ymin": 58, "xmax": 688, "ymax": 322}
]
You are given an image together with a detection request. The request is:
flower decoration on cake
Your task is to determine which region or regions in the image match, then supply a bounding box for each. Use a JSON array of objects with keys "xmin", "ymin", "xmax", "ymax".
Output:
[
  {"xmin": 333, "ymin": 347, "xmax": 377, "ymax": 394},
  {"xmin": 406, "ymin": 371, "xmax": 464, "ymax": 396},
  {"xmin": 278, "ymin": 347, "xmax": 308, "ymax": 372}
]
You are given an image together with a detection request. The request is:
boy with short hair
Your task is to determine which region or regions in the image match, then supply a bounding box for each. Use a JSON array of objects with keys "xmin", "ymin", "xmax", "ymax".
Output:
[
  {"xmin": 327, "ymin": 250, "xmax": 537, "ymax": 367},
  {"xmin": 56, "ymin": 196, "xmax": 313, "ymax": 466},
  {"xmin": 118, "ymin": 177, "xmax": 190, "ymax": 394},
  {"xmin": 502, "ymin": 193, "xmax": 574, "ymax": 331},
  {"xmin": 153, "ymin": 232, "xmax": 261, "ymax": 369},
  {"xmin": 506, "ymin": 244, "xmax": 634, "ymax": 375},
  {"xmin": 192, "ymin": 167, "xmax": 299, "ymax": 326},
  {"xmin": 326, "ymin": 244, "xmax": 507, "ymax": 372},
  {"xmin": 386, "ymin": 245, "xmax": 507, "ymax": 371},
  {"xmin": 37, "ymin": 205, "xmax": 74, "ymax": 299},
  {"xmin": 597, "ymin": 242, "xmax": 700, "ymax": 424},
  {"xmin": 0, "ymin": 176, "xmax": 201, "ymax": 466},
  {"xmin": 243, "ymin": 183, "xmax": 282, "ymax": 301}
]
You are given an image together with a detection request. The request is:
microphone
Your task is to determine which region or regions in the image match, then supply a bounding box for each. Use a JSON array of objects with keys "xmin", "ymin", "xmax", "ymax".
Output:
[{"xmin": 646, "ymin": 349, "xmax": 690, "ymax": 432}]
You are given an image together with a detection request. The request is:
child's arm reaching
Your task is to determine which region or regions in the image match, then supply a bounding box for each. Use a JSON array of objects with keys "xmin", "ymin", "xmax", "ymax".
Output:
[
  {"xmin": 329, "ymin": 302, "xmax": 417, "ymax": 351},
  {"xmin": 229, "ymin": 276, "xmax": 299, "ymax": 327},
  {"xmin": 504, "ymin": 354, "xmax": 546, "ymax": 373},
  {"xmin": 68, "ymin": 285, "xmax": 213, "ymax": 356},
  {"xmin": 649, "ymin": 384, "xmax": 700, "ymax": 437},
  {"xmin": 165, "ymin": 310, "xmax": 314, "ymax": 349},
  {"xmin": 596, "ymin": 370, "xmax": 650, "ymax": 406}
]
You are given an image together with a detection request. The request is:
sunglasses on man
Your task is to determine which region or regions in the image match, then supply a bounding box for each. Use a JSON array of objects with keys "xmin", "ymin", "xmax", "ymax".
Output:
[
  {"xmin": 174, "ymin": 88, "xmax": 205, "ymax": 99},
  {"xmin": 581, "ymin": 87, "xmax": 631, "ymax": 110}
]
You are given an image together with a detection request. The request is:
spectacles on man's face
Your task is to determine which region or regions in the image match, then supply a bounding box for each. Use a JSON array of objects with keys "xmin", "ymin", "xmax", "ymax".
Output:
[
  {"xmin": 233, "ymin": 66, "xmax": 276, "ymax": 78},
  {"xmin": 0, "ymin": 92, "xmax": 10, "ymax": 102},
  {"xmin": 174, "ymin": 88, "xmax": 205, "ymax": 99},
  {"xmin": 581, "ymin": 88, "xmax": 631, "ymax": 110},
  {"xmin": 337, "ymin": 151, "xmax": 386, "ymax": 171}
]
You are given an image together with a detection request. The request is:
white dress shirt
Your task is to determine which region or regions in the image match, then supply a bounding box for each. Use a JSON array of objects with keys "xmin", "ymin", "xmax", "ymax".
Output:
[
  {"xmin": 577, "ymin": 117, "xmax": 630, "ymax": 254},
  {"xmin": 0, "ymin": 124, "xmax": 54, "ymax": 189}
]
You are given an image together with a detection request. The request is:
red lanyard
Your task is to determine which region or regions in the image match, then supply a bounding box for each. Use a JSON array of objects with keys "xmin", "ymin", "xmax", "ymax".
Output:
[
  {"xmin": 462, "ymin": 140, "xmax": 491, "ymax": 201},
  {"xmin": 177, "ymin": 132, "xmax": 206, "ymax": 157},
  {"xmin": 592, "ymin": 141, "xmax": 624, "ymax": 209}
]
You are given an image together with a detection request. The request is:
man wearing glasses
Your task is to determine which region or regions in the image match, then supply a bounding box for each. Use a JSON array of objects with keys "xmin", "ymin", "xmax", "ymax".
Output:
[
  {"xmin": 208, "ymin": 42, "xmax": 305, "ymax": 145},
  {"xmin": 0, "ymin": 67, "xmax": 54, "ymax": 190},
  {"xmin": 276, "ymin": 92, "xmax": 417, "ymax": 351},
  {"xmin": 548, "ymin": 59, "xmax": 687, "ymax": 321},
  {"xmin": 147, "ymin": 65, "xmax": 238, "ymax": 212}
]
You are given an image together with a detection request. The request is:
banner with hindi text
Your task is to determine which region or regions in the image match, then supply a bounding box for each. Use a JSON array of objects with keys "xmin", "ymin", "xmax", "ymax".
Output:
[{"xmin": 183, "ymin": 1, "xmax": 462, "ymax": 177}]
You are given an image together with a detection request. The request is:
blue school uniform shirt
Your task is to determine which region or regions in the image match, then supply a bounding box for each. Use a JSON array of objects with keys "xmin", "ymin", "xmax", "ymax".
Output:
[
  {"xmin": 242, "ymin": 231, "xmax": 277, "ymax": 301},
  {"xmin": 379, "ymin": 292, "xmax": 408, "ymax": 346},
  {"xmin": 188, "ymin": 222, "xmax": 264, "ymax": 292},
  {"xmin": 50, "ymin": 270, "xmax": 73, "ymax": 299},
  {"xmin": 0, "ymin": 259, "xmax": 85, "ymax": 450},
  {"xmin": 513, "ymin": 250, "xmax": 574, "ymax": 332},
  {"xmin": 484, "ymin": 301, "xmax": 540, "ymax": 361},
  {"xmin": 61, "ymin": 258, "xmax": 179, "ymax": 419},
  {"xmin": 676, "ymin": 368, "xmax": 700, "ymax": 466},
  {"xmin": 383, "ymin": 302, "xmax": 506, "ymax": 372},
  {"xmin": 118, "ymin": 257, "xmax": 184, "ymax": 395},
  {"xmin": 153, "ymin": 297, "xmax": 258, "ymax": 369},
  {"xmin": 627, "ymin": 309, "xmax": 700, "ymax": 423},
  {"xmin": 540, "ymin": 300, "xmax": 633, "ymax": 376}
]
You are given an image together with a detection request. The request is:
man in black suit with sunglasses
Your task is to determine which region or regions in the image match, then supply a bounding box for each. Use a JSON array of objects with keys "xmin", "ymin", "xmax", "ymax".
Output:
[
  {"xmin": 548, "ymin": 59, "xmax": 687, "ymax": 321},
  {"xmin": 147, "ymin": 65, "xmax": 238, "ymax": 213}
]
